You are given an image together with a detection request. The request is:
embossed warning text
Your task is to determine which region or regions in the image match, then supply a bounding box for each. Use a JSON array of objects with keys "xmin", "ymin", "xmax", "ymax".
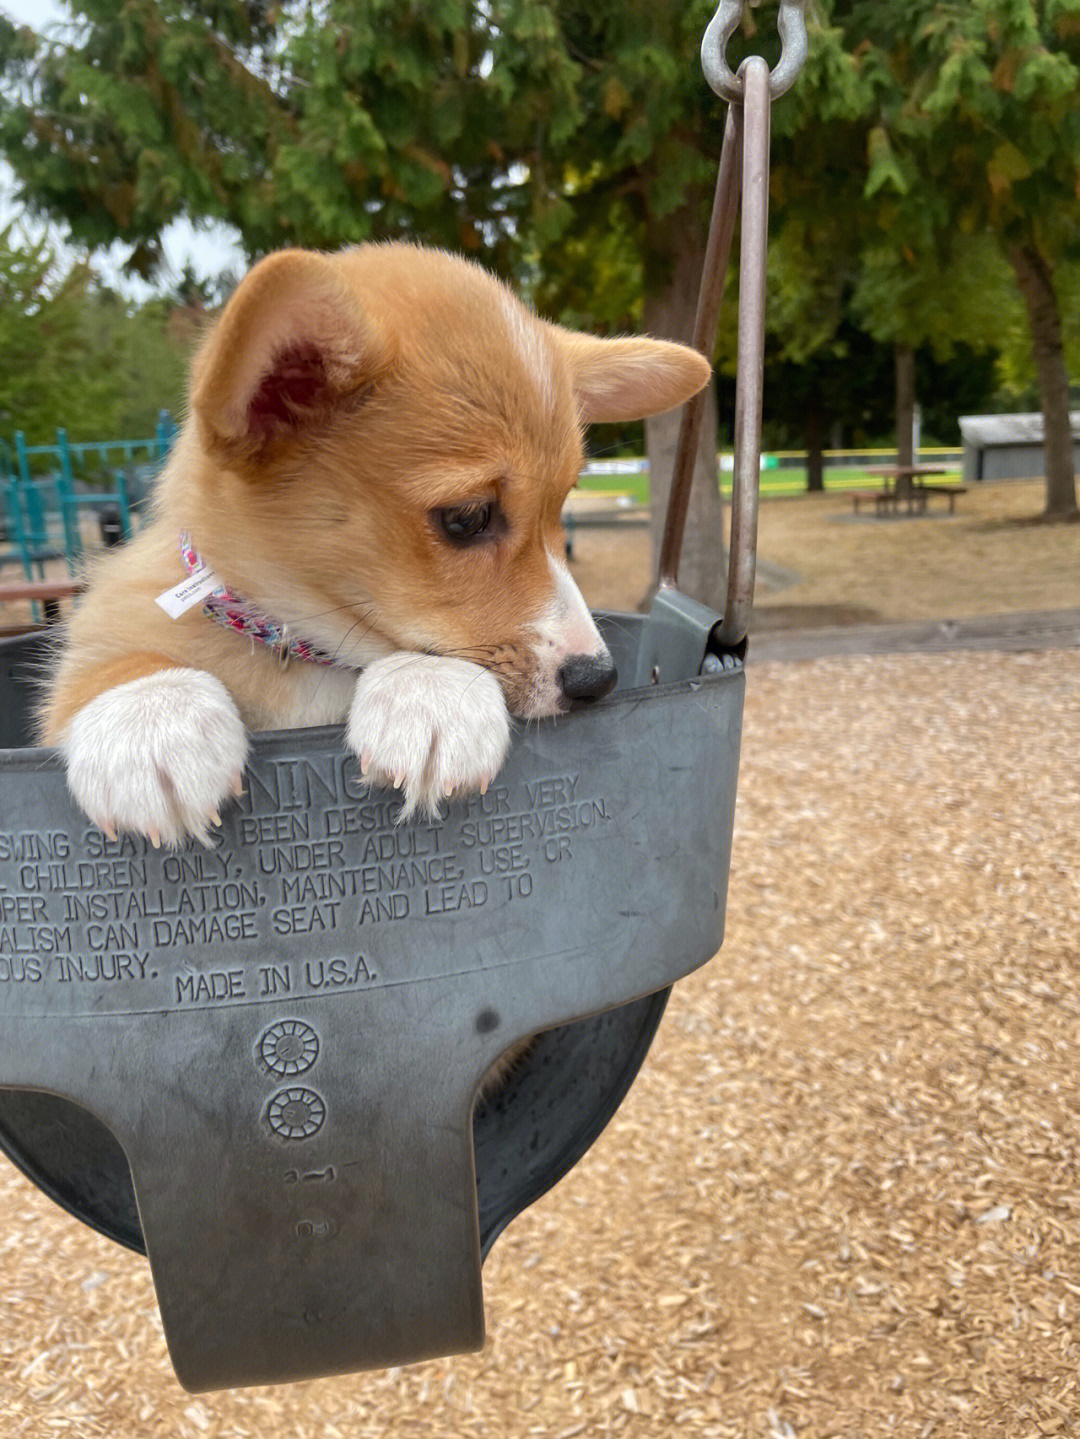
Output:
[{"xmin": 0, "ymin": 754, "xmax": 615, "ymax": 1015}]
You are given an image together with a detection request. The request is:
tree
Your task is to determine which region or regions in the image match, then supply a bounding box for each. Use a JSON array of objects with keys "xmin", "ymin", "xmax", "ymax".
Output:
[
  {"xmin": 0, "ymin": 2, "xmax": 527, "ymax": 265},
  {"xmin": 0, "ymin": 228, "xmax": 126, "ymax": 444},
  {"xmin": 848, "ymin": 233, "xmax": 1022, "ymax": 468},
  {"xmin": 994, "ymin": 259, "xmax": 1080, "ymax": 406},
  {"xmin": 0, "ymin": 0, "xmax": 734, "ymax": 603},
  {"xmin": 805, "ymin": 0, "xmax": 1080, "ymax": 520},
  {"xmin": 78, "ymin": 289, "xmax": 191, "ymax": 439},
  {"xmin": 759, "ymin": 320, "xmax": 895, "ymax": 488},
  {"xmin": 507, "ymin": 2, "xmax": 730, "ymax": 606},
  {"xmin": 0, "ymin": 224, "xmax": 196, "ymax": 449},
  {"xmin": 765, "ymin": 5, "xmax": 1029, "ymax": 491}
]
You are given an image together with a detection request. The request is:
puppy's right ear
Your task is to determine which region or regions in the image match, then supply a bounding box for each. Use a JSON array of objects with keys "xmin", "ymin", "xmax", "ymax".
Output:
[{"xmin": 191, "ymin": 249, "xmax": 394, "ymax": 458}]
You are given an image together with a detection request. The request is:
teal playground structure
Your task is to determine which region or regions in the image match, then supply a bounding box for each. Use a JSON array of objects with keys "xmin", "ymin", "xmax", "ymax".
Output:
[{"xmin": 0, "ymin": 413, "xmax": 177, "ymax": 581}]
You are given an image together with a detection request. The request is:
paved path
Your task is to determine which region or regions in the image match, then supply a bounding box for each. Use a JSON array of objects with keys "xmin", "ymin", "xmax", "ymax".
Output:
[{"xmin": 750, "ymin": 606, "xmax": 1080, "ymax": 663}]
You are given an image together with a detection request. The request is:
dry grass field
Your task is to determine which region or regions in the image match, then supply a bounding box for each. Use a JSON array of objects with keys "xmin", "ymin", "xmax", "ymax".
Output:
[
  {"xmin": 569, "ymin": 477, "xmax": 1079, "ymax": 624},
  {"xmin": 4, "ymin": 475, "xmax": 1076, "ymax": 631},
  {"xmin": 0, "ymin": 476, "xmax": 1077, "ymax": 1437}
]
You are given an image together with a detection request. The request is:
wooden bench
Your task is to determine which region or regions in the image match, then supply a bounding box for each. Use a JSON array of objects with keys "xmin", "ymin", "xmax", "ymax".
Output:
[
  {"xmin": 0, "ymin": 577, "xmax": 85, "ymax": 626},
  {"xmin": 849, "ymin": 484, "xmax": 968, "ymax": 516},
  {"xmin": 914, "ymin": 483, "xmax": 968, "ymax": 515}
]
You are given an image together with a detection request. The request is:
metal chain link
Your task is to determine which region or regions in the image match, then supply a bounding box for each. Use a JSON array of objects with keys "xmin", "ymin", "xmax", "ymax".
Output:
[{"xmin": 701, "ymin": 0, "xmax": 809, "ymax": 102}]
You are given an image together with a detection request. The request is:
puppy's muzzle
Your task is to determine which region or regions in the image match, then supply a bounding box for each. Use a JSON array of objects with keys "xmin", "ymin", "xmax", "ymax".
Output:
[{"xmin": 558, "ymin": 653, "xmax": 618, "ymax": 706}]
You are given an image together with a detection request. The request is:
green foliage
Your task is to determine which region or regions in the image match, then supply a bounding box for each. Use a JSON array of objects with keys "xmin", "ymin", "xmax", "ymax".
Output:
[
  {"xmin": 849, "ymin": 234, "xmax": 1021, "ymax": 358},
  {"xmin": 828, "ymin": 0, "xmax": 1080, "ymax": 256},
  {"xmin": 765, "ymin": 0, "xmax": 1080, "ymax": 490},
  {"xmin": 501, "ymin": 0, "xmax": 722, "ymax": 319},
  {"xmin": 0, "ymin": 1, "xmax": 726, "ymax": 303},
  {"xmin": 0, "ymin": 228, "xmax": 122, "ymax": 443},
  {"xmin": 0, "ymin": 1, "xmax": 581, "ymax": 274},
  {"xmin": 0, "ymin": 228, "xmax": 189, "ymax": 447},
  {"xmin": 4, "ymin": 0, "xmax": 1078, "ymax": 471},
  {"xmin": 79, "ymin": 290, "xmax": 191, "ymax": 439},
  {"xmin": 770, "ymin": 0, "xmax": 1076, "ymax": 357}
]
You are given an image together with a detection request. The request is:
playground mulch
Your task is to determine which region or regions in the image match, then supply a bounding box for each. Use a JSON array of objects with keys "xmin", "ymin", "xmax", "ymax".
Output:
[{"xmin": 2, "ymin": 644, "xmax": 1078, "ymax": 1438}]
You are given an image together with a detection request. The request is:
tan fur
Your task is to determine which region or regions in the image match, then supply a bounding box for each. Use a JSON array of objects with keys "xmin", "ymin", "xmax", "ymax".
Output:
[
  {"xmin": 42, "ymin": 243, "xmax": 710, "ymax": 749},
  {"xmin": 45, "ymin": 649, "xmax": 185, "ymax": 741}
]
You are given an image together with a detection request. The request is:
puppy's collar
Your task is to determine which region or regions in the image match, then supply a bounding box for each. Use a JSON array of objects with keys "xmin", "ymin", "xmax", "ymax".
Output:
[{"xmin": 163, "ymin": 533, "xmax": 351, "ymax": 669}]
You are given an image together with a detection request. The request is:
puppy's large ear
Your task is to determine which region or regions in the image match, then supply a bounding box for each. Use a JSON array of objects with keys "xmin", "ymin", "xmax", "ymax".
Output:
[
  {"xmin": 191, "ymin": 249, "xmax": 394, "ymax": 456},
  {"xmin": 559, "ymin": 331, "xmax": 712, "ymax": 424}
]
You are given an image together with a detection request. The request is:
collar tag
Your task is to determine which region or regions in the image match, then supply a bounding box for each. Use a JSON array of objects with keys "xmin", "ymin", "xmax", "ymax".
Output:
[{"xmin": 155, "ymin": 561, "xmax": 224, "ymax": 620}]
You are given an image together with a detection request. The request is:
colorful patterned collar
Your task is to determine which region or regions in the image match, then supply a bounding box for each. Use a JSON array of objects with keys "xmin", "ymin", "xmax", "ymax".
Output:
[{"xmin": 175, "ymin": 533, "xmax": 351, "ymax": 669}]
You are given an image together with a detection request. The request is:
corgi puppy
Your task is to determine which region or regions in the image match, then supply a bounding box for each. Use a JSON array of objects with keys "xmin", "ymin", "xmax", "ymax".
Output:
[{"xmin": 41, "ymin": 244, "xmax": 710, "ymax": 843}]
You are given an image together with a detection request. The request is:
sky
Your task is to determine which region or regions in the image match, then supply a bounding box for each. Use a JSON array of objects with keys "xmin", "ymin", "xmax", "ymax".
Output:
[
  {"xmin": 0, "ymin": 0, "xmax": 245, "ymax": 297},
  {"xmin": 2, "ymin": 0, "xmax": 62, "ymax": 25}
]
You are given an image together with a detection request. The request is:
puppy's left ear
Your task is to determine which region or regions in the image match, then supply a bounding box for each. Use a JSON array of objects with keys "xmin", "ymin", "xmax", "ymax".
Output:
[
  {"xmin": 558, "ymin": 331, "xmax": 712, "ymax": 424},
  {"xmin": 191, "ymin": 249, "xmax": 394, "ymax": 458}
]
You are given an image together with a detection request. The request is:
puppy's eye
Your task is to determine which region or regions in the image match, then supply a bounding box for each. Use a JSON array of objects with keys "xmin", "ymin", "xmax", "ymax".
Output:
[{"xmin": 435, "ymin": 502, "xmax": 495, "ymax": 544}]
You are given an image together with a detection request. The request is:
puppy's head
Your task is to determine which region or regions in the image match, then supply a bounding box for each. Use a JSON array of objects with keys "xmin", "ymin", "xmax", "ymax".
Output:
[{"xmin": 188, "ymin": 244, "xmax": 710, "ymax": 716}]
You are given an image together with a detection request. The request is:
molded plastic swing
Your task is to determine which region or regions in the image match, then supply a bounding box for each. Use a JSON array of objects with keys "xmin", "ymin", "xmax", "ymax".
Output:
[{"xmin": 0, "ymin": 3, "xmax": 806, "ymax": 1394}]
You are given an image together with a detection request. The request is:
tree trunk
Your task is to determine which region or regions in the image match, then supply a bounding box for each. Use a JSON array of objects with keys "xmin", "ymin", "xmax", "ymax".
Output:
[
  {"xmin": 805, "ymin": 401, "xmax": 825, "ymax": 492},
  {"xmin": 895, "ymin": 342, "xmax": 915, "ymax": 475},
  {"xmin": 642, "ymin": 220, "xmax": 725, "ymax": 611},
  {"xmin": 1008, "ymin": 243, "xmax": 1079, "ymax": 520}
]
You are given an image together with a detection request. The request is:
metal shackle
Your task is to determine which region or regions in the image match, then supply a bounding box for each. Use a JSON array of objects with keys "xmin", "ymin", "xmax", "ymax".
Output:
[{"xmin": 701, "ymin": 0, "xmax": 809, "ymax": 103}]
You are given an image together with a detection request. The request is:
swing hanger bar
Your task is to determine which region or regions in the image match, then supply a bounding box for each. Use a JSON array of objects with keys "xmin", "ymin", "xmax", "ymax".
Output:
[
  {"xmin": 702, "ymin": 0, "xmax": 809, "ymax": 103},
  {"xmin": 657, "ymin": 0, "xmax": 807, "ymax": 652}
]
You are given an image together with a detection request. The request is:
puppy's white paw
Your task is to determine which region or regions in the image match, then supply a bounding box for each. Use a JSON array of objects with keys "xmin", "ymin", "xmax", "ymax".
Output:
[
  {"xmin": 346, "ymin": 653, "xmax": 511, "ymax": 820},
  {"xmin": 63, "ymin": 669, "xmax": 249, "ymax": 847}
]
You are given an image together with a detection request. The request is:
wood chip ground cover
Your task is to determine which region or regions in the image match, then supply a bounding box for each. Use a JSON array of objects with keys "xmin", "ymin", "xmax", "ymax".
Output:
[{"xmin": 2, "ymin": 647, "xmax": 1078, "ymax": 1437}]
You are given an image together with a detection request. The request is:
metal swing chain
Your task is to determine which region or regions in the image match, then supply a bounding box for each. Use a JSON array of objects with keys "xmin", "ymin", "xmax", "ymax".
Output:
[{"xmin": 657, "ymin": 0, "xmax": 808, "ymax": 652}]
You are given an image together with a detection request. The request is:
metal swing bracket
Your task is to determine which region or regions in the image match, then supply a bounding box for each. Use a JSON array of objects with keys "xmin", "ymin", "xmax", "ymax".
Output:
[{"xmin": 644, "ymin": 0, "xmax": 808, "ymax": 681}]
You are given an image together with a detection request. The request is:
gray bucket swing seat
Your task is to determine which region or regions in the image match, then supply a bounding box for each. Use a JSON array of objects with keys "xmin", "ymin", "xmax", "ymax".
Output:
[{"xmin": 0, "ymin": 0, "xmax": 806, "ymax": 1393}]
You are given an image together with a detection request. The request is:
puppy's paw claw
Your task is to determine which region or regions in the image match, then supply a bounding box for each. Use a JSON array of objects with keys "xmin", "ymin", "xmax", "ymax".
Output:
[{"xmin": 347, "ymin": 654, "xmax": 511, "ymax": 820}]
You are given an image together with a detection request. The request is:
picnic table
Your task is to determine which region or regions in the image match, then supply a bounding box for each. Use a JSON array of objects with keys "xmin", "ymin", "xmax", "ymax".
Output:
[{"xmin": 850, "ymin": 464, "xmax": 968, "ymax": 517}]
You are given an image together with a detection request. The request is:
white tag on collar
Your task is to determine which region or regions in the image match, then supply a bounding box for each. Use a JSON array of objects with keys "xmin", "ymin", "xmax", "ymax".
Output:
[{"xmin": 155, "ymin": 561, "xmax": 223, "ymax": 619}]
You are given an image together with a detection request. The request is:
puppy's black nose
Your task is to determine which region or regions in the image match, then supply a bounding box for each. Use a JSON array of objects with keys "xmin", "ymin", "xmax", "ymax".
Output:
[{"xmin": 558, "ymin": 653, "xmax": 618, "ymax": 704}]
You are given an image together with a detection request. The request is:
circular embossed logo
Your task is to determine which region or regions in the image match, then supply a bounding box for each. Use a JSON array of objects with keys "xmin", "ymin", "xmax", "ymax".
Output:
[
  {"xmin": 258, "ymin": 1019, "xmax": 320, "ymax": 1077},
  {"xmin": 266, "ymin": 1086, "xmax": 327, "ymax": 1141}
]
